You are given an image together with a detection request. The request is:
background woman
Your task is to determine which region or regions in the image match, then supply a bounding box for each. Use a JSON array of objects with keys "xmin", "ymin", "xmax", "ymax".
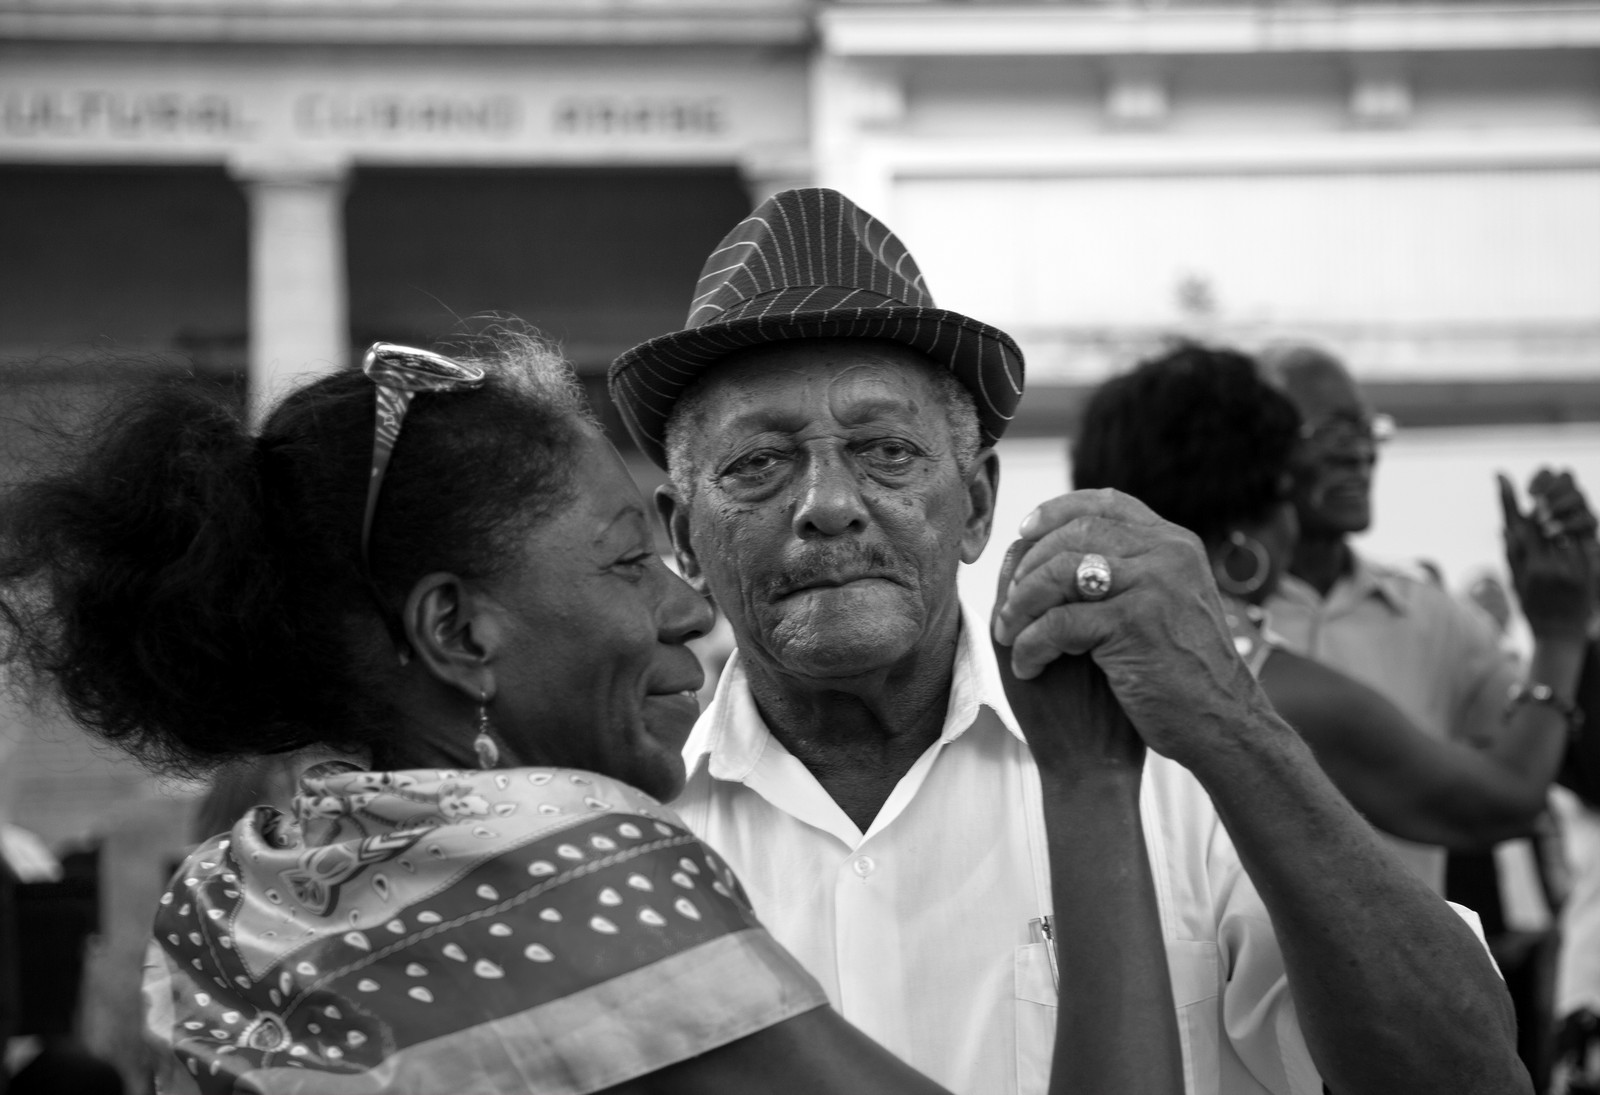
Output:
[
  {"xmin": 0, "ymin": 336, "xmax": 1179, "ymax": 1095},
  {"xmin": 1071, "ymin": 342, "xmax": 1594, "ymax": 852}
]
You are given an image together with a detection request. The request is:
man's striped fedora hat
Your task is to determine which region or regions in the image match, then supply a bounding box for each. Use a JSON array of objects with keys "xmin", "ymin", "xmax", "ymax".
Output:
[{"xmin": 608, "ymin": 187, "xmax": 1025, "ymax": 469}]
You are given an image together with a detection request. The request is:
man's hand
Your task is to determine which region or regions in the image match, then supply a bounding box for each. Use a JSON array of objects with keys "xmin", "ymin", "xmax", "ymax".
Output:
[
  {"xmin": 990, "ymin": 540, "xmax": 1145, "ymax": 778},
  {"xmin": 991, "ymin": 489, "xmax": 1262, "ymax": 768}
]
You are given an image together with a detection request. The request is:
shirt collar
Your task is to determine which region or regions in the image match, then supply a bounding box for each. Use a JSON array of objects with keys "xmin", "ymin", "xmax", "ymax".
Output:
[
  {"xmin": 1348, "ymin": 552, "xmax": 1409, "ymax": 613},
  {"xmin": 1274, "ymin": 549, "xmax": 1408, "ymax": 616},
  {"xmin": 683, "ymin": 604, "xmax": 1025, "ymax": 784},
  {"xmin": 947, "ymin": 603, "xmax": 1026, "ymax": 745}
]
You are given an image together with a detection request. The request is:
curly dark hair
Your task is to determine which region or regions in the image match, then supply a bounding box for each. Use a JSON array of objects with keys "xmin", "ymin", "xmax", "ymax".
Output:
[
  {"xmin": 0, "ymin": 333, "xmax": 595, "ymax": 776},
  {"xmin": 1071, "ymin": 342, "xmax": 1301, "ymax": 547}
]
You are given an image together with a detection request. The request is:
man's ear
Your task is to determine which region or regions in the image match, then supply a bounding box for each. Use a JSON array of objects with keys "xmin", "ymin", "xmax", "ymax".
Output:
[
  {"xmin": 655, "ymin": 483, "xmax": 708, "ymax": 596},
  {"xmin": 961, "ymin": 448, "xmax": 1001, "ymax": 565},
  {"xmin": 402, "ymin": 572, "xmax": 500, "ymax": 702}
]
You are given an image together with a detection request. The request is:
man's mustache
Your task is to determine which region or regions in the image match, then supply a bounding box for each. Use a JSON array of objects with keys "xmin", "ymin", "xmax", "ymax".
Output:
[{"xmin": 766, "ymin": 543, "xmax": 901, "ymax": 597}]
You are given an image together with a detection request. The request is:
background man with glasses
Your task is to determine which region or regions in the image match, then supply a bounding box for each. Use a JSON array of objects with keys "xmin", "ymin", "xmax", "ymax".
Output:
[{"xmin": 1261, "ymin": 342, "xmax": 1532, "ymax": 893}]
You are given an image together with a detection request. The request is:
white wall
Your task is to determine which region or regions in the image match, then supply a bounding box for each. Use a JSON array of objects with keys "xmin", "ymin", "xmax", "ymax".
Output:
[{"xmin": 895, "ymin": 170, "xmax": 1600, "ymax": 383}]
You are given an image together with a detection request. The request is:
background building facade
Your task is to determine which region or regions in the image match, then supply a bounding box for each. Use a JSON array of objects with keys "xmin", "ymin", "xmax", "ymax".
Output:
[
  {"xmin": 3, "ymin": 0, "xmax": 1600, "ymax": 860},
  {"xmin": 4, "ymin": 3, "xmax": 1600, "ymax": 1087}
]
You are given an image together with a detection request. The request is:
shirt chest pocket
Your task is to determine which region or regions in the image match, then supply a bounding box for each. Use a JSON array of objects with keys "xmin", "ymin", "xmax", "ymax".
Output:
[{"xmin": 1014, "ymin": 939, "xmax": 1221, "ymax": 1095}]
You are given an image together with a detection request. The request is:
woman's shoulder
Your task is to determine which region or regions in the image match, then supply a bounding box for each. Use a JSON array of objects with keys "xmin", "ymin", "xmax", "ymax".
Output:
[
  {"xmin": 285, "ymin": 763, "xmax": 690, "ymax": 839},
  {"xmin": 145, "ymin": 764, "xmax": 815, "ymax": 1094}
]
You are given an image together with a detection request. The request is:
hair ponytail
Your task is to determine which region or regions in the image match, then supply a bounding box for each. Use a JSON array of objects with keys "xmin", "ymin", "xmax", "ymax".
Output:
[
  {"xmin": 0, "ymin": 382, "xmax": 298, "ymax": 774},
  {"xmin": 3, "ymin": 331, "xmax": 595, "ymax": 776}
]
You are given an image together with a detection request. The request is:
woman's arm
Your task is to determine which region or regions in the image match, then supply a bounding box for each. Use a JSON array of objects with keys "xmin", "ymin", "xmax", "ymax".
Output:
[
  {"xmin": 1260, "ymin": 470, "xmax": 1592, "ymax": 850},
  {"xmin": 992, "ymin": 546, "xmax": 1185, "ymax": 1095},
  {"xmin": 1261, "ymin": 647, "xmax": 1553, "ymax": 848}
]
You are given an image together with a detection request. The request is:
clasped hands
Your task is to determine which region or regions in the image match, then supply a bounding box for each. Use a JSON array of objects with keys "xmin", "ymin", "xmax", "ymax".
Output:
[{"xmin": 990, "ymin": 489, "xmax": 1266, "ymax": 774}]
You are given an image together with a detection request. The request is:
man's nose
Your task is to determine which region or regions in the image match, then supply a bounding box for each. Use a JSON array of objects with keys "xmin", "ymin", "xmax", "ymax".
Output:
[{"xmin": 792, "ymin": 451, "xmax": 869, "ymax": 539}]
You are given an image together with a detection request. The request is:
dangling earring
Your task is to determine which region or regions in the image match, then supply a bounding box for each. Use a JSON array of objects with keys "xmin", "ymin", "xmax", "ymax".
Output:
[
  {"xmin": 1214, "ymin": 531, "xmax": 1270, "ymax": 599},
  {"xmin": 474, "ymin": 693, "xmax": 500, "ymax": 770}
]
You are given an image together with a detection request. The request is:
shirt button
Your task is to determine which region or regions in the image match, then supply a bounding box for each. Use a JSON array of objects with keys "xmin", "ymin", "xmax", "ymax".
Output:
[{"xmin": 852, "ymin": 855, "xmax": 876, "ymax": 878}]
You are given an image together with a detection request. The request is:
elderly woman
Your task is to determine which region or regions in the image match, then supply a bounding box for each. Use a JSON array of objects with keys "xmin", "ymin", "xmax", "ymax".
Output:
[
  {"xmin": 1071, "ymin": 342, "xmax": 1593, "ymax": 851},
  {"xmin": 0, "ymin": 337, "xmax": 1179, "ymax": 1094}
]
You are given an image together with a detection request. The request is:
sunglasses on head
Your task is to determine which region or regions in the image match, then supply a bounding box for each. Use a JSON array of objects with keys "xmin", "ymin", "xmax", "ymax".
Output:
[{"xmin": 360, "ymin": 342, "xmax": 487, "ymax": 567}]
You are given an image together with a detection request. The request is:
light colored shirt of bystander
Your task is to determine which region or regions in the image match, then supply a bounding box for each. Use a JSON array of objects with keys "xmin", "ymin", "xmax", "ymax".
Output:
[{"xmin": 1266, "ymin": 552, "xmax": 1518, "ymax": 892}]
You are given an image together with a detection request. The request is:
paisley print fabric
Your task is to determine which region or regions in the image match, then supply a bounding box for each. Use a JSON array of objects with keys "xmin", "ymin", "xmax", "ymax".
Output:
[{"xmin": 142, "ymin": 764, "xmax": 827, "ymax": 1094}]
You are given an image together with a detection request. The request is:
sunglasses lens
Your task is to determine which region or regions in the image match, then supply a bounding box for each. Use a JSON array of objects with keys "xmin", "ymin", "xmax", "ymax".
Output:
[
  {"xmin": 363, "ymin": 343, "xmax": 487, "ymax": 392},
  {"xmin": 359, "ymin": 343, "xmax": 488, "ymax": 568}
]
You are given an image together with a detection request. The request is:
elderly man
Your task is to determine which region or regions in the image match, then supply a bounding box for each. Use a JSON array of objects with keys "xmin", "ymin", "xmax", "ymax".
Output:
[
  {"xmin": 1259, "ymin": 344, "xmax": 1588, "ymax": 893},
  {"xmin": 608, "ymin": 188, "xmax": 1524, "ymax": 1095}
]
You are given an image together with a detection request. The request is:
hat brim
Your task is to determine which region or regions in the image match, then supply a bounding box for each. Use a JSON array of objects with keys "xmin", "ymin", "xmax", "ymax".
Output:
[{"xmin": 608, "ymin": 306, "xmax": 1025, "ymax": 469}]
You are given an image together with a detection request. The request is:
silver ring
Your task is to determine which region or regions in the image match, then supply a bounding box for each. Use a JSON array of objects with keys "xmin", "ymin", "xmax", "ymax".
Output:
[{"xmin": 1076, "ymin": 553, "xmax": 1112, "ymax": 601}]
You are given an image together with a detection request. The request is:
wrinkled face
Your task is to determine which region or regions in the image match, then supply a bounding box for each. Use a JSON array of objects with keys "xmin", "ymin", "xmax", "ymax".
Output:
[
  {"xmin": 487, "ymin": 428, "xmax": 712, "ymax": 801},
  {"xmin": 1281, "ymin": 362, "xmax": 1378, "ymax": 536},
  {"xmin": 667, "ymin": 340, "xmax": 992, "ymax": 683}
]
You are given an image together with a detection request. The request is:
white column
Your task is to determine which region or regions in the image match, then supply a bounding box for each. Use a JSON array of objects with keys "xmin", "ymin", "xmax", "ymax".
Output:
[
  {"xmin": 228, "ymin": 150, "xmax": 351, "ymax": 421},
  {"xmin": 810, "ymin": 55, "xmax": 905, "ymax": 215}
]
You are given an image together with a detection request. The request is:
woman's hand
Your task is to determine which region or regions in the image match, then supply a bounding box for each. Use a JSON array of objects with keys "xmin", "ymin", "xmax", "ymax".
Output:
[{"xmin": 1500, "ymin": 470, "xmax": 1596, "ymax": 643}]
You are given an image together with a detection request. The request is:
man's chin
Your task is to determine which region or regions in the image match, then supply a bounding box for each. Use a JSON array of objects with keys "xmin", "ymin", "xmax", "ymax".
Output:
[
  {"xmin": 765, "ymin": 628, "xmax": 920, "ymax": 681},
  {"xmin": 745, "ymin": 587, "xmax": 946, "ymax": 680},
  {"xmin": 1331, "ymin": 509, "xmax": 1372, "ymax": 535},
  {"xmin": 1305, "ymin": 500, "xmax": 1371, "ymax": 536}
]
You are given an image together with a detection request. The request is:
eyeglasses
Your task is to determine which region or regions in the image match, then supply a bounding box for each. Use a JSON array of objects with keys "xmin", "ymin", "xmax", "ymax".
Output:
[
  {"xmin": 1299, "ymin": 412, "xmax": 1396, "ymax": 452},
  {"xmin": 360, "ymin": 342, "xmax": 487, "ymax": 566}
]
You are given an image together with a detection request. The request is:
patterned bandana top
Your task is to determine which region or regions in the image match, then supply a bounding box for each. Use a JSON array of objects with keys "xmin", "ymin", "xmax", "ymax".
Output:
[{"xmin": 143, "ymin": 764, "xmax": 826, "ymax": 1094}]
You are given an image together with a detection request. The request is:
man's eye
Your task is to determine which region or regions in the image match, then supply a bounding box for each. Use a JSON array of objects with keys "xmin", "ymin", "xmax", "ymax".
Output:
[
  {"xmin": 860, "ymin": 439, "xmax": 918, "ymax": 465},
  {"xmin": 726, "ymin": 450, "xmax": 786, "ymax": 478}
]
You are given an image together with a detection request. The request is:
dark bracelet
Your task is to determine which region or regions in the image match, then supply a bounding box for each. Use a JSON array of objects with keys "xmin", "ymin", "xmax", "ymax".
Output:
[{"xmin": 1507, "ymin": 681, "xmax": 1585, "ymax": 735}]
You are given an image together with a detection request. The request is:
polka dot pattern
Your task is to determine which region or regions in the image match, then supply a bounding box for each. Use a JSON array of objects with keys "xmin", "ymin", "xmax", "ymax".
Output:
[{"xmin": 147, "ymin": 766, "xmax": 762, "ymax": 1094}]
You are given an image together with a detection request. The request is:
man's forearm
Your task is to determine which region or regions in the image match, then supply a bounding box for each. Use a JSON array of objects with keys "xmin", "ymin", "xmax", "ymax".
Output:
[{"xmin": 1182, "ymin": 694, "xmax": 1528, "ymax": 1095}]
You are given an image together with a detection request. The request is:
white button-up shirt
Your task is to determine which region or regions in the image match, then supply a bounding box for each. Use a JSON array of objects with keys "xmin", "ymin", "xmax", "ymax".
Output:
[{"xmin": 673, "ymin": 610, "xmax": 1323, "ymax": 1095}]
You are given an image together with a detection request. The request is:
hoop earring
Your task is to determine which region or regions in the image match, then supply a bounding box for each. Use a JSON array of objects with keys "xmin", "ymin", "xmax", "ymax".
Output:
[
  {"xmin": 1215, "ymin": 531, "xmax": 1270, "ymax": 598},
  {"xmin": 474, "ymin": 694, "xmax": 500, "ymax": 770}
]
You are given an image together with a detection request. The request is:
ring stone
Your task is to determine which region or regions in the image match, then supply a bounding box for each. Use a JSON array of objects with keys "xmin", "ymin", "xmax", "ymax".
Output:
[{"xmin": 1076, "ymin": 553, "xmax": 1113, "ymax": 601}]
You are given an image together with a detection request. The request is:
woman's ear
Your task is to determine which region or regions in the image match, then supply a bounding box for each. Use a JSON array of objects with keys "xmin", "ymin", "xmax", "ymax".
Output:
[{"xmin": 402, "ymin": 573, "xmax": 501, "ymax": 701}]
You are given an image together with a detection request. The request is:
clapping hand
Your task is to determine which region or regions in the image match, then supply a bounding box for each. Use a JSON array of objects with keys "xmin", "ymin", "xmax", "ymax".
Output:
[{"xmin": 1499, "ymin": 468, "xmax": 1597, "ymax": 643}]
